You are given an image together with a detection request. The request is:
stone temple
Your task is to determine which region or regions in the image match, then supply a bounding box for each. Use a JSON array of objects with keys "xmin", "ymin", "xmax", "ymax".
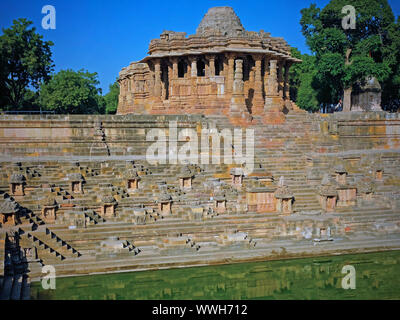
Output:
[
  {"xmin": 0, "ymin": 7, "xmax": 400, "ymax": 300},
  {"xmin": 117, "ymin": 6, "xmax": 301, "ymax": 117}
]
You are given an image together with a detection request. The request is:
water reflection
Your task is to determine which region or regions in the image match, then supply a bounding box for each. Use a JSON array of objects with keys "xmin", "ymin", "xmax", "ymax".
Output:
[{"xmin": 31, "ymin": 250, "xmax": 400, "ymax": 300}]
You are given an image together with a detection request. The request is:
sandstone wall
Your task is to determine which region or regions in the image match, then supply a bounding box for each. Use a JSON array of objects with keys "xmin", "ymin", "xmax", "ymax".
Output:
[{"xmin": 0, "ymin": 112, "xmax": 400, "ymax": 159}]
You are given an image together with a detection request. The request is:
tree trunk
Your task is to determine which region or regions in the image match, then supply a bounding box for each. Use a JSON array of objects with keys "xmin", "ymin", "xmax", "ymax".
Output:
[
  {"xmin": 343, "ymin": 48, "xmax": 352, "ymax": 112},
  {"xmin": 343, "ymin": 87, "xmax": 352, "ymax": 112}
]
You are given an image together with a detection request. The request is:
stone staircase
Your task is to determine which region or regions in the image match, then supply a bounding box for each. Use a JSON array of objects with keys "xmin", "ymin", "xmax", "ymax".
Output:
[{"xmin": 0, "ymin": 112, "xmax": 399, "ymax": 282}]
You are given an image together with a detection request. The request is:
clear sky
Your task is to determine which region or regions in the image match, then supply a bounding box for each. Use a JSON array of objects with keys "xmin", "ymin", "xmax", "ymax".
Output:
[{"xmin": 1, "ymin": 0, "xmax": 400, "ymax": 94}]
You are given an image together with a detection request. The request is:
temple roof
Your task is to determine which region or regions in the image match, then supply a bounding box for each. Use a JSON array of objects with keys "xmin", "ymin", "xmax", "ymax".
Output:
[
  {"xmin": 178, "ymin": 166, "xmax": 193, "ymax": 178},
  {"xmin": 0, "ymin": 198, "xmax": 21, "ymax": 214},
  {"xmin": 122, "ymin": 6, "xmax": 301, "ymax": 73},
  {"xmin": 157, "ymin": 193, "xmax": 172, "ymax": 202},
  {"xmin": 318, "ymin": 174, "xmax": 338, "ymax": 196},
  {"xmin": 67, "ymin": 173, "xmax": 84, "ymax": 181},
  {"xmin": 196, "ymin": 7, "xmax": 245, "ymax": 37},
  {"xmin": 9, "ymin": 173, "xmax": 25, "ymax": 183},
  {"xmin": 101, "ymin": 195, "xmax": 116, "ymax": 204}
]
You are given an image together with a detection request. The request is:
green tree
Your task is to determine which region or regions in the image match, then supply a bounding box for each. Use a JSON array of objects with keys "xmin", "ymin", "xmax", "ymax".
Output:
[
  {"xmin": 300, "ymin": 0, "xmax": 396, "ymax": 111},
  {"xmin": 381, "ymin": 16, "xmax": 400, "ymax": 111},
  {"xmin": 39, "ymin": 69, "xmax": 104, "ymax": 114},
  {"xmin": 104, "ymin": 81, "xmax": 119, "ymax": 114},
  {"xmin": 289, "ymin": 47, "xmax": 319, "ymax": 112},
  {"xmin": 0, "ymin": 18, "xmax": 54, "ymax": 109}
]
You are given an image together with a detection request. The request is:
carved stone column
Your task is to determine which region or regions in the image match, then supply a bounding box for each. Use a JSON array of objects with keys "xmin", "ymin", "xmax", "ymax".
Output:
[
  {"xmin": 126, "ymin": 76, "xmax": 133, "ymax": 105},
  {"xmin": 277, "ymin": 61, "xmax": 284, "ymax": 98},
  {"xmin": 233, "ymin": 59, "xmax": 244, "ymax": 94},
  {"xmin": 153, "ymin": 58, "xmax": 162, "ymax": 99},
  {"xmin": 267, "ymin": 59, "xmax": 278, "ymax": 96},
  {"xmin": 186, "ymin": 58, "xmax": 191, "ymax": 78},
  {"xmin": 253, "ymin": 54, "xmax": 264, "ymax": 112},
  {"xmin": 189, "ymin": 56, "xmax": 198, "ymax": 104},
  {"xmin": 207, "ymin": 54, "xmax": 216, "ymax": 77},
  {"xmin": 169, "ymin": 58, "xmax": 177, "ymax": 100},
  {"xmin": 205, "ymin": 57, "xmax": 210, "ymax": 77},
  {"xmin": 171, "ymin": 57, "xmax": 178, "ymax": 79},
  {"xmin": 264, "ymin": 58, "xmax": 283, "ymax": 114},
  {"xmin": 223, "ymin": 56, "xmax": 229, "ymax": 78},
  {"xmin": 227, "ymin": 53, "xmax": 235, "ymax": 94},
  {"xmin": 230, "ymin": 58, "xmax": 246, "ymax": 114},
  {"xmin": 263, "ymin": 56, "xmax": 269, "ymax": 94},
  {"xmin": 284, "ymin": 62, "xmax": 291, "ymax": 99},
  {"xmin": 190, "ymin": 56, "xmax": 197, "ymax": 77}
]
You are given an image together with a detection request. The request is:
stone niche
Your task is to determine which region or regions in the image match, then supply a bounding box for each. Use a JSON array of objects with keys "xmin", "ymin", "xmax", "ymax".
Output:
[
  {"xmin": 179, "ymin": 166, "xmax": 194, "ymax": 189},
  {"xmin": 274, "ymin": 177, "xmax": 294, "ymax": 215},
  {"xmin": 359, "ymin": 178, "xmax": 374, "ymax": 201},
  {"xmin": 100, "ymin": 195, "xmax": 117, "ymax": 218},
  {"xmin": 0, "ymin": 198, "xmax": 21, "ymax": 227},
  {"xmin": 318, "ymin": 174, "xmax": 338, "ymax": 212},
  {"xmin": 157, "ymin": 193, "xmax": 172, "ymax": 216},
  {"xmin": 247, "ymin": 192, "xmax": 276, "ymax": 212},
  {"xmin": 316, "ymin": 225, "xmax": 332, "ymax": 240},
  {"xmin": 41, "ymin": 198, "xmax": 57, "ymax": 223},
  {"xmin": 246, "ymin": 178, "xmax": 276, "ymax": 213},
  {"xmin": 126, "ymin": 169, "xmax": 141, "ymax": 191},
  {"xmin": 133, "ymin": 207, "xmax": 148, "ymax": 225},
  {"xmin": 375, "ymin": 170, "xmax": 383, "ymax": 181},
  {"xmin": 9, "ymin": 173, "xmax": 25, "ymax": 196},
  {"xmin": 334, "ymin": 164, "xmax": 347, "ymax": 185},
  {"xmin": 190, "ymin": 205, "xmax": 205, "ymax": 220},
  {"xmin": 371, "ymin": 161, "xmax": 384, "ymax": 181},
  {"xmin": 230, "ymin": 168, "xmax": 244, "ymax": 187},
  {"xmin": 337, "ymin": 187, "xmax": 357, "ymax": 207},
  {"xmin": 306, "ymin": 168, "xmax": 322, "ymax": 186},
  {"xmin": 64, "ymin": 211, "xmax": 86, "ymax": 228},
  {"xmin": 214, "ymin": 193, "xmax": 227, "ymax": 214},
  {"xmin": 68, "ymin": 173, "xmax": 84, "ymax": 194}
]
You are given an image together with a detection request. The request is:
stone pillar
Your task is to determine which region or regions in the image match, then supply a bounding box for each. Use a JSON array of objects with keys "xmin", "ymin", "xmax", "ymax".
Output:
[
  {"xmin": 223, "ymin": 56, "xmax": 229, "ymax": 78},
  {"xmin": 264, "ymin": 58, "xmax": 285, "ymax": 116},
  {"xmin": 233, "ymin": 59, "xmax": 244, "ymax": 94},
  {"xmin": 207, "ymin": 55, "xmax": 216, "ymax": 77},
  {"xmin": 230, "ymin": 58, "xmax": 246, "ymax": 115},
  {"xmin": 171, "ymin": 57, "xmax": 178, "ymax": 79},
  {"xmin": 161, "ymin": 62, "xmax": 168, "ymax": 100},
  {"xmin": 277, "ymin": 61, "xmax": 284, "ymax": 98},
  {"xmin": 168, "ymin": 63, "xmax": 175, "ymax": 98},
  {"xmin": 186, "ymin": 58, "xmax": 191, "ymax": 78},
  {"xmin": 253, "ymin": 54, "xmax": 264, "ymax": 113},
  {"xmin": 284, "ymin": 62, "xmax": 291, "ymax": 99},
  {"xmin": 267, "ymin": 59, "xmax": 278, "ymax": 96},
  {"xmin": 189, "ymin": 56, "xmax": 198, "ymax": 104},
  {"xmin": 227, "ymin": 53, "xmax": 235, "ymax": 94},
  {"xmin": 205, "ymin": 57, "xmax": 210, "ymax": 77},
  {"xmin": 190, "ymin": 56, "xmax": 197, "ymax": 77},
  {"xmin": 153, "ymin": 58, "xmax": 162, "ymax": 99}
]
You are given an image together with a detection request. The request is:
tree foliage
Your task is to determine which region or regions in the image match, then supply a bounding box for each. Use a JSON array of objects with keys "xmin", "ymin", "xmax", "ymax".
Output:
[
  {"xmin": 300, "ymin": 0, "xmax": 399, "ymax": 110},
  {"xmin": 39, "ymin": 69, "xmax": 105, "ymax": 114},
  {"xmin": 0, "ymin": 18, "xmax": 54, "ymax": 109},
  {"xmin": 104, "ymin": 81, "xmax": 119, "ymax": 114},
  {"xmin": 289, "ymin": 47, "xmax": 319, "ymax": 112}
]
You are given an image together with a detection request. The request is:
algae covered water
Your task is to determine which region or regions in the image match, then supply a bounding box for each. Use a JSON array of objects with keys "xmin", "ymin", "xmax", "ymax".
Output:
[{"xmin": 31, "ymin": 250, "xmax": 400, "ymax": 300}]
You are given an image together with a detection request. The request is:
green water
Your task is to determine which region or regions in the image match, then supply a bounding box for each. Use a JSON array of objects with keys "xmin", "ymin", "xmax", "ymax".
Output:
[{"xmin": 31, "ymin": 250, "xmax": 400, "ymax": 300}]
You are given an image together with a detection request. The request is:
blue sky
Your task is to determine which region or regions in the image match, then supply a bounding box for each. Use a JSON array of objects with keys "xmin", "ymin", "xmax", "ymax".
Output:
[{"xmin": 1, "ymin": 0, "xmax": 400, "ymax": 94}]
